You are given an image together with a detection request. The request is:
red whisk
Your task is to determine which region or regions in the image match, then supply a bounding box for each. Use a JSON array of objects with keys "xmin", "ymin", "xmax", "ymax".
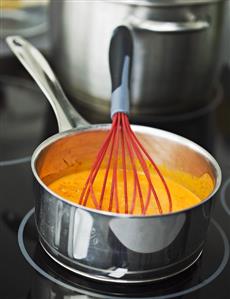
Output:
[{"xmin": 79, "ymin": 26, "xmax": 172, "ymax": 215}]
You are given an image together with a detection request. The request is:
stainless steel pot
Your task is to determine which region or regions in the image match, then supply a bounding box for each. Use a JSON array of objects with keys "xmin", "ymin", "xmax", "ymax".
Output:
[
  {"xmin": 50, "ymin": 0, "xmax": 226, "ymax": 121},
  {"xmin": 7, "ymin": 36, "xmax": 221, "ymax": 283}
]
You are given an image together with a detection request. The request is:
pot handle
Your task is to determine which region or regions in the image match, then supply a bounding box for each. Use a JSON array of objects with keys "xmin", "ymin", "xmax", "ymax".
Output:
[
  {"xmin": 129, "ymin": 16, "xmax": 210, "ymax": 33},
  {"xmin": 6, "ymin": 36, "xmax": 89, "ymax": 132}
]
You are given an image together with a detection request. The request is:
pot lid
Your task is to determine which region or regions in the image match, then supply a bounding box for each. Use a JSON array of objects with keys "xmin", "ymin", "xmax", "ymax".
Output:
[{"xmin": 109, "ymin": 0, "xmax": 225, "ymax": 6}]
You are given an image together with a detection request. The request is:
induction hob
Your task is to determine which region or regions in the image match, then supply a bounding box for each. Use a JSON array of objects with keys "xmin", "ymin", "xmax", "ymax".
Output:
[{"xmin": 0, "ymin": 71, "xmax": 230, "ymax": 299}]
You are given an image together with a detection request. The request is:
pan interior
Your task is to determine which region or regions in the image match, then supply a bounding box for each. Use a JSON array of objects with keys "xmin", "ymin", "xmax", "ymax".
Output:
[{"xmin": 34, "ymin": 126, "xmax": 219, "ymax": 215}]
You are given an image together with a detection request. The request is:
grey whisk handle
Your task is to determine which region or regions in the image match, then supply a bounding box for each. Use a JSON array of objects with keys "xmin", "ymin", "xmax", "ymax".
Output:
[{"xmin": 109, "ymin": 26, "xmax": 133, "ymax": 118}]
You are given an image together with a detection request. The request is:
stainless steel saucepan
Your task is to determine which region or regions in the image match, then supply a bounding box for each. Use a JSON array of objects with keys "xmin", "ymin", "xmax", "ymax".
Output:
[{"xmin": 7, "ymin": 36, "xmax": 221, "ymax": 283}]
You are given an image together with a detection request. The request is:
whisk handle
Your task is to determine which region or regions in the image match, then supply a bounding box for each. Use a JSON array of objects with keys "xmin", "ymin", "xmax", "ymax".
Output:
[{"xmin": 109, "ymin": 26, "xmax": 133, "ymax": 118}]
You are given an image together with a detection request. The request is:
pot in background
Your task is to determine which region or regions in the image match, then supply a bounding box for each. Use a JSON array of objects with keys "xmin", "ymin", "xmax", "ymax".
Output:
[{"xmin": 50, "ymin": 0, "xmax": 226, "ymax": 118}]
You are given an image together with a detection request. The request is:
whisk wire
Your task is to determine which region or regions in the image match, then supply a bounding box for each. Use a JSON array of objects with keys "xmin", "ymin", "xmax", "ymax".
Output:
[
  {"xmin": 121, "ymin": 115, "xmax": 128, "ymax": 213},
  {"xmin": 124, "ymin": 116, "xmax": 163, "ymax": 214},
  {"xmin": 109, "ymin": 113, "xmax": 121, "ymax": 213},
  {"xmin": 127, "ymin": 122, "xmax": 172, "ymax": 212},
  {"xmin": 79, "ymin": 122, "xmax": 116, "ymax": 207},
  {"xmin": 99, "ymin": 123, "xmax": 117, "ymax": 209},
  {"xmin": 122, "ymin": 117, "xmax": 162, "ymax": 214},
  {"xmin": 121, "ymin": 113, "xmax": 145, "ymax": 214}
]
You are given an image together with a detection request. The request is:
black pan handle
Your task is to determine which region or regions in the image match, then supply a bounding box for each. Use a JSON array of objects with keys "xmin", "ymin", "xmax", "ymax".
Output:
[{"xmin": 109, "ymin": 26, "xmax": 133, "ymax": 118}]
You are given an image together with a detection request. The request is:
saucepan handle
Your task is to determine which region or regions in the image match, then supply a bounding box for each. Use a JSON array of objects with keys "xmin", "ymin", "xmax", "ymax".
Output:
[{"xmin": 6, "ymin": 36, "xmax": 89, "ymax": 132}]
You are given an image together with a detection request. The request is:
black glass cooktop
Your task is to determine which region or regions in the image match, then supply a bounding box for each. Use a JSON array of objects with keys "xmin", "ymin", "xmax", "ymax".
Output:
[{"xmin": 1, "ymin": 69, "xmax": 230, "ymax": 299}]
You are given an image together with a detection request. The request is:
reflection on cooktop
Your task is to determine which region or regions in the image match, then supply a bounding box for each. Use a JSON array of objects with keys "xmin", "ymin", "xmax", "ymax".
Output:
[
  {"xmin": 18, "ymin": 209, "xmax": 229, "ymax": 299},
  {"xmin": 221, "ymin": 178, "xmax": 230, "ymax": 216},
  {"xmin": 0, "ymin": 76, "xmax": 47, "ymax": 162}
]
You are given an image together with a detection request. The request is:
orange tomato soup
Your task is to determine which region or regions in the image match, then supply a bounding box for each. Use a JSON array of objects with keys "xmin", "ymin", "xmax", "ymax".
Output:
[{"xmin": 47, "ymin": 167, "xmax": 214, "ymax": 215}]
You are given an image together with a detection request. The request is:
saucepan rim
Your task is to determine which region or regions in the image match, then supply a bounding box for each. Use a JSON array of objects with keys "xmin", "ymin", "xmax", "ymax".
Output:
[{"xmin": 31, "ymin": 124, "xmax": 222, "ymax": 219}]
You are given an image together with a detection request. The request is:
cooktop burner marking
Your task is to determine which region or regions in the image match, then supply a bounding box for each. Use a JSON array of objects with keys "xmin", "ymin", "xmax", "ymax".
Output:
[
  {"xmin": 221, "ymin": 177, "xmax": 230, "ymax": 216},
  {"xmin": 0, "ymin": 156, "xmax": 31, "ymax": 167},
  {"xmin": 18, "ymin": 208, "xmax": 230, "ymax": 299}
]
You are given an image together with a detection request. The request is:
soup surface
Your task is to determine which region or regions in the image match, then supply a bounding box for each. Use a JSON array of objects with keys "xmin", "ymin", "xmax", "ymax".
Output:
[{"xmin": 47, "ymin": 167, "xmax": 214, "ymax": 215}]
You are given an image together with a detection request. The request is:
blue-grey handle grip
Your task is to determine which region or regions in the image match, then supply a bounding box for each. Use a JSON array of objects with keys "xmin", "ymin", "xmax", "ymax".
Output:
[{"xmin": 109, "ymin": 26, "xmax": 133, "ymax": 118}]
